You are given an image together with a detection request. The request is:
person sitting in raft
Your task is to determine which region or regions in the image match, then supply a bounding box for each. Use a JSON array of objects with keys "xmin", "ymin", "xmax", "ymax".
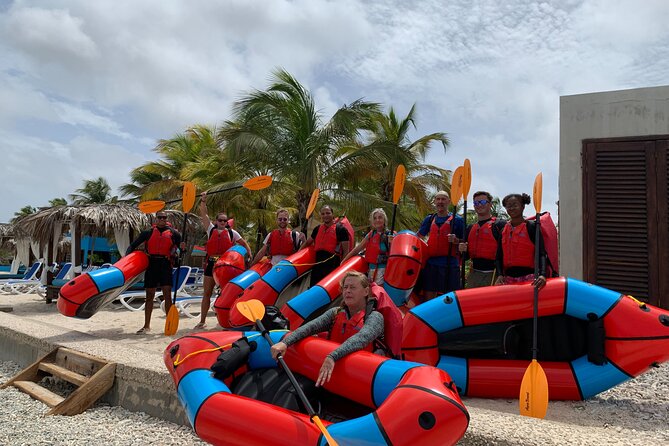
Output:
[
  {"xmin": 270, "ymin": 271, "xmax": 384, "ymax": 387},
  {"xmin": 495, "ymin": 193, "xmax": 546, "ymax": 289},
  {"xmin": 342, "ymin": 208, "xmax": 394, "ymax": 285}
]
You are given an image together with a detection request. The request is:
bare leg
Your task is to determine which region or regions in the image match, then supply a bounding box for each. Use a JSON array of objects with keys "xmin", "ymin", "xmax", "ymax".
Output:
[
  {"xmin": 198, "ymin": 276, "xmax": 215, "ymax": 326},
  {"xmin": 161, "ymin": 285, "xmax": 173, "ymax": 313},
  {"xmin": 143, "ymin": 288, "xmax": 156, "ymax": 330}
]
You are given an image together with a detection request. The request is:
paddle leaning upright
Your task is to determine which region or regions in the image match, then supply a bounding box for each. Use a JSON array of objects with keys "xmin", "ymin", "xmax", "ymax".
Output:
[
  {"xmin": 519, "ymin": 173, "xmax": 549, "ymax": 418},
  {"xmin": 236, "ymin": 299, "xmax": 339, "ymax": 446},
  {"xmin": 460, "ymin": 159, "xmax": 472, "ymax": 288}
]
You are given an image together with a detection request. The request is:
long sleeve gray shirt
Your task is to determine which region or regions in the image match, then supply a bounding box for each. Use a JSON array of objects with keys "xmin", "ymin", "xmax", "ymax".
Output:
[{"xmin": 282, "ymin": 307, "xmax": 384, "ymax": 362}]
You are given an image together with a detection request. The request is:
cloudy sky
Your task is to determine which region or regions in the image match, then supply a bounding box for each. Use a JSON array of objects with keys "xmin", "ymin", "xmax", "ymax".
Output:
[{"xmin": 1, "ymin": 0, "xmax": 668, "ymax": 223}]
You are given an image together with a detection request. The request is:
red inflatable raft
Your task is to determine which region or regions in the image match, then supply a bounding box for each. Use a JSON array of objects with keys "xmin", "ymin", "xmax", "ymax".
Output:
[
  {"xmin": 57, "ymin": 252, "xmax": 149, "ymax": 319},
  {"xmin": 164, "ymin": 330, "xmax": 469, "ymax": 445},
  {"xmin": 402, "ymin": 277, "xmax": 669, "ymax": 399}
]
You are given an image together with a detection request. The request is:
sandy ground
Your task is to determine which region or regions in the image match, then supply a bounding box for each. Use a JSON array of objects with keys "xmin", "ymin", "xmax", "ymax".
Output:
[{"xmin": 1, "ymin": 292, "xmax": 668, "ymax": 445}]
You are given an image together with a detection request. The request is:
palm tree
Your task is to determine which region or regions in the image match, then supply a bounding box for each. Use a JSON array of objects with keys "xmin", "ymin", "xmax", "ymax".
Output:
[
  {"xmin": 48, "ymin": 198, "xmax": 67, "ymax": 206},
  {"xmin": 220, "ymin": 68, "xmax": 380, "ymax": 230},
  {"xmin": 69, "ymin": 177, "xmax": 118, "ymax": 205},
  {"xmin": 12, "ymin": 205, "xmax": 36, "ymax": 223}
]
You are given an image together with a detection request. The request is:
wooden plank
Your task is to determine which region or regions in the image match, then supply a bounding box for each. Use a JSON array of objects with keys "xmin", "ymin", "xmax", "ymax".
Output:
[
  {"xmin": 0, "ymin": 348, "xmax": 58, "ymax": 389},
  {"xmin": 38, "ymin": 362, "xmax": 88, "ymax": 387},
  {"xmin": 49, "ymin": 362, "xmax": 116, "ymax": 416},
  {"xmin": 13, "ymin": 380, "xmax": 64, "ymax": 408},
  {"xmin": 55, "ymin": 347, "xmax": 107, "ymax": 376}
]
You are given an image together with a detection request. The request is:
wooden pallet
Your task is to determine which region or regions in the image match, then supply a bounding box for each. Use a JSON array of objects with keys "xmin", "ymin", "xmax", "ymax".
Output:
[{"xmin": 0, "ymin": 347, "xmax": 116, "ymax": 415}]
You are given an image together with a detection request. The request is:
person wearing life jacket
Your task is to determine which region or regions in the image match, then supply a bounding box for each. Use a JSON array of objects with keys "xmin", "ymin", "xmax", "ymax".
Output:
[
  {"xmin": 458, "ymin": 191, "xmax": 507, "ymax": 288},
  {"xmin": 342, "ymin": 208, "xmax": 394, "ymax": 285},
  {"xmin": 252, "ymin": 209, "xmax": 306, "ymax": 267},
  {"xmin": 495, "ymin": 193, "xmax": 547, "ymax": 288},
  {"xmin": 302, "ymin": 205, "xmax": 351, "ymax": 287},
  {"xmin": 270, "ymin": 271, "xmax": 385, "ymax": 387},
  {"xmin": 416, "ymin": 190, "xmax": 465, "ymax": 300},
  {"xmin": 195, "ymin": 192, "xmax": 252, "ymax": 329},
  {"xmin": 125, "ymin": 211, "xmax": 184, "ymax": 334}
]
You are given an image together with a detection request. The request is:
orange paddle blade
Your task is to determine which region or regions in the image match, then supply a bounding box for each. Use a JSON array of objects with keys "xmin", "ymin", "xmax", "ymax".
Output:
[
  {"xmin": 164, "ymin": 305, "xmax": 180, "ymax": 336},
  {"xmin": 236, "ymin": 299, "xmax": 266, "ymax": 323},
  {"xmin": 450, "ymin": 166, "xmax": 464, "ymax": 203},
  {"xmin": 463, "ymin": 159, "xmax": 472, "ymax": 199},
  {"xmin": 312, "ymin": 415, "xmax": 339, "ymax": 446},
  {"xmin": 533, "ymin": 172, "xmax": 543, "ymax": 214},
  {"xmin": 244, "ymin": 175, "xmax": 273, "ymax": 191},
  {"xmin": 138, "ymin": 200, "xmax": 166, "ymax": 214},
  {"xmin": 182, "ymin": 182, "xmax": 196, "ymax": 213},
  {"xmin": 392, "ymin": 164, "xmax": 406, "ymax": 205},
  {"xmin": 519, "ymin": 359, "xmax": 549, "ymax": 418},
  {"xmin": 306, "ymin": 188, "xmax": 320, "ymax": 220}
]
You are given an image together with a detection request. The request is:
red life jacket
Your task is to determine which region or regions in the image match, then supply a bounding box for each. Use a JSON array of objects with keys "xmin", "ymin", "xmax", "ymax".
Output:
[
  {"xmin": 268, "ymin": 229, "xmax": 296, "ymax": 256},
  {"xmin": 146, "ymin": 225, "xmax": 174, "ymax": 257},
  {"xmin": 206, "ymin": 227, "xmax": 233, "ymax": 256},
  {"xmin": 526, "ymin": 212, "xmax": 559, "ymax": 276},
  {"xmin": 427, "ymin": 214, "xmax": 455, "ymax": 258},
  {"xmin": 329, "ymin": 308, "xmax": 373, "ymax": 352},
  {"xmin": 328, "ymin": 284, "xmax": 403, "ymax": 358},
  {"xmin": 467, "ymin": 218, "xmax": 498, "ymax": 261},
  {"xmin": 314, "ymin": 223, "xmax": 339, "ymax": 254},
  {"xmin": 501, "ymin": 221, "xmax": 535, "ymax": 270},
  {"xmin": 364, "ymin": 230, "xmax": 385, "ymax": 265}
]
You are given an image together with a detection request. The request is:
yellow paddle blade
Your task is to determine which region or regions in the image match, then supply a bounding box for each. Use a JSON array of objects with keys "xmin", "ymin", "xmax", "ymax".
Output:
[
  {"xmin": 463, "ymin": 159, "xmax": 472, "ymax": 199},
  {"xmin": 450, "ymin": 166, "xmax": 464, "ymax": 203},
  {"xmin": 533, "ymin": 172, "xmax": 543, "ymax": 214},
  {"xmin": 182, "ymin": 182, "xmax": 196, "ymax": 213},
  {"xmin": 164, "ymin": 305, "xmax": 179, "ymax": 336},
  {"xmin": 312, "ymin": 415, "xmax": 339, "ymax": 446},
  {"xmin": 236, "ymin": 299, "xmax": 266, "ymax": 323},
  {"xmin": 519, "ymin": 359, "xmax": 549, "ymax": 418},
  {"xmin": 306, "ymin": 188, "xmax": 320, "ymax": 220},
  {"xmin": 138, "ymin": 200, "xmax": 166, "ymax": 214},
  {"xmin": 392, "ymin": 164, "xmax": 406, "ymax": 205},
  {"xmin": 244, "ymin": 175, "xmax": 273, "ymax": 191}
]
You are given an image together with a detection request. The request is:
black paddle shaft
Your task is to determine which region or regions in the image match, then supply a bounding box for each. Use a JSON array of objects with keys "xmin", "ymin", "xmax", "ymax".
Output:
[
  {"xmin": 255, "ymin": 319, "xmax": 318, "ymax": 417},
  {"xmin": 531, "ymin": 212, "xmax": 541, "ymax": 360},
  {"xmin": 172, "ymin": 213, "xmax": 188, "ymax": 306},
  {"xmin": 461, "ymin": 200, "xmax": 468, "ymax": 288}
]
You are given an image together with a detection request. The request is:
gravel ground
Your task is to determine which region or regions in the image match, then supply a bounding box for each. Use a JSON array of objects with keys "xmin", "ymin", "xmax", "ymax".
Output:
[{"xmin": 0, "ymin": 362, "xmax": 207, "ymax": 446}]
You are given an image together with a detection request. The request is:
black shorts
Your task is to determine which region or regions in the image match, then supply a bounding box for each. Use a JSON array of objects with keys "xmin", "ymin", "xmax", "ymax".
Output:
[
  {"xmin": 204, "ymin": 258, "xmax": 215, "ymax": 277},
  {"xmin": 145, "ymin": 257, "xmax": 173, "ymax": 288},
  {"xmin": 309, "ymin": 251, "xmax": 341, "ymax": 287}
]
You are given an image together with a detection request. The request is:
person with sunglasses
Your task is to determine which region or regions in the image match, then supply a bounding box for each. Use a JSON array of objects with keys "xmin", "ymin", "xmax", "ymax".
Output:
[
  {"xmin": 252, "ymin": 209, "xmax": 306, "ymax": 266},
  {"xmin": 196, "ymin": 192, "xmax": 252, "ymax": 329},
  {"xmin": 458, "ymin": 191, "xmax": 507, "ymax": 288},
  {"xmin": 303, "ymin": 205, "xmax": 351, "ymax": 287},
  {"xmin": 126, "ymin": 211, "xmax": 184, "ymax": 334},
  {"xmin": 495, "ymin": 193, "xmax": 547, "ymax": 289}
]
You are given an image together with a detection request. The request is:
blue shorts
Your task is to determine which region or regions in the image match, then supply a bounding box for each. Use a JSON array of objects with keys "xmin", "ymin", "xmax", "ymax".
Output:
[{"xmin": 420, "ymin": 263, "xmax": 461, "ymax": 293}]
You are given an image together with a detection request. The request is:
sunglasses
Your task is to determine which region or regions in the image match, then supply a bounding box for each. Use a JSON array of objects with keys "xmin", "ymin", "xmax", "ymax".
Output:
[
  {"xmin": 473, "ymin": 199, "xmax": 490, "ymax": 206},
  {"xmin": 277, "ymin": 217, "xmax": 288, "ymax": 222},
  {"xmin": 217, "ymin": 218, "xmax": 228, "ymax": 222},
  {"xmin": 156, "ymin": 216, "xmax": 168, "ymax": 220}
]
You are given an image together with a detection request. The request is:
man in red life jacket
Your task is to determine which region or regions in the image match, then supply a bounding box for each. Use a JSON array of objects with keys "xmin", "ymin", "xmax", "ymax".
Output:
[
  {"xmin": 302, "ymin": 205, "xmax": 351, "ymax": 287},
  {"xmin": 416, "ymin": 191, "xmax": 465, "ymax": 300},
  {"xmin": 458, "ymin": 191, "xmax": 507, "ymax": 288},
  {"xmin": 252, "ymin": 209, "xmax": 306, "ymax": 266},
  {"xmin": 126, "ymin": 211, "xmax": 184, "ymax": 334},
  {"xmin": 195, "ymin": 192, "xmax": 252, "ymax": 329}
]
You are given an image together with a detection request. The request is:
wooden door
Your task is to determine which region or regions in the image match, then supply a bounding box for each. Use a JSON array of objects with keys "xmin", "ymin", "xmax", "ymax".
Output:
[{"xmin": 582, "ymin": 137, "xmax": 669, "ymax": 308}]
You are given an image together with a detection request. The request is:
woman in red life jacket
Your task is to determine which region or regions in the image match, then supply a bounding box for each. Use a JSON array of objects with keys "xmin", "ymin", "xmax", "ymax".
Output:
[
  {"xmin": 458, "ymin": 191, "xmax": 507, "ymax": 288},
  {"xmin": 302, "ymin": 205, "xmax": 351, "ymax": 287},
  {"xmin": 343, "ymin": 208, "xmax": 393, "ymax": 285},
  {"xmin": 270, "ymin": 271, "xmax": 384, "ymax": 387},
  {"xmin": 495, "ymin": 193, "xmax": 546, "ymax": 289},
  {"xmin": 251, "ymin": 209, "xmax": 306, "ymax": 266},
  {"xmin": 195, "ymin": 192, "xmax": 252, "ymax": 329},
  {"xmin": 125, "ymin": 211, "xmax": 184, "ymax": 334}
]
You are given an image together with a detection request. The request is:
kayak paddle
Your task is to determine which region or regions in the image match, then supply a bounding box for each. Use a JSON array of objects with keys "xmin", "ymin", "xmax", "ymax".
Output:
[
  {"xmin": 302, "ymin": 188, "xmax": 320, "ymax": 233},
  {"xmin": 389, "ymin": 164, "xmax": 406, "ymax": 234},
  {"xmin": 461, "ymin": 159, "xmax": 472, "ymax": 288}
]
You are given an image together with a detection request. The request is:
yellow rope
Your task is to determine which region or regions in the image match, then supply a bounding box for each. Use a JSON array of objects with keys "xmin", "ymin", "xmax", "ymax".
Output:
[
  {"xmin": 626, "ymin": 294, "xmax": 647, "ymax": 308},
  {"xmin": 171, "ymin": 330, "xmax": 289, "ymax": 366},
  {"xmin": 275, "ymin": 253, "xmax": 337, "ymax": 267}
]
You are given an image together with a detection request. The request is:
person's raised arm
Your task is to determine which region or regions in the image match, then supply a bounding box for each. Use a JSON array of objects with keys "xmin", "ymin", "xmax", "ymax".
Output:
[{"xmin": 199, "ymin": 192, "xmax": 211, "ymax": 229}]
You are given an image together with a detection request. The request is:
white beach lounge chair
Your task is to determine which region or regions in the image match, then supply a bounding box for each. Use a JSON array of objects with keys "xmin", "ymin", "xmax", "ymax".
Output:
[
  {"xmin": 3, "ymin": 263, "xmax": 73, "ymax": 296},
  {"xmin": 0, "ymin": 261, "xmax": 43, "ymax": 285},
  {"xmin": 117, "ymin": 266, "xmax": 191, "ymax": 312}
]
